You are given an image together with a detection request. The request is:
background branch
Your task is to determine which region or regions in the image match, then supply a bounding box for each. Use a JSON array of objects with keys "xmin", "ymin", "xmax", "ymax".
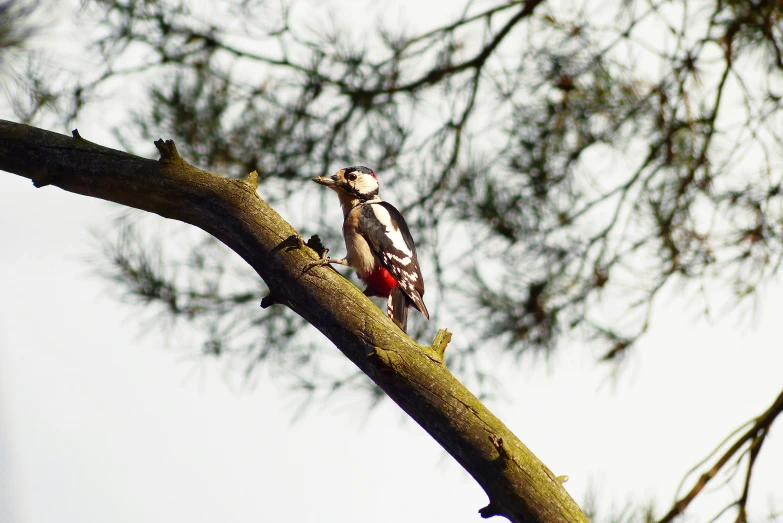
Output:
[{"xmin": 658, "ymin": 388, "xmax": 783, "ymax": 523}]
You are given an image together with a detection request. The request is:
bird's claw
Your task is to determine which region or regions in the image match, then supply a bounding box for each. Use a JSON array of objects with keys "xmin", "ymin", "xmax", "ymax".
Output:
[{"xmin": 302, "ymin": 251, "xmax": 336, "ymax": 275}]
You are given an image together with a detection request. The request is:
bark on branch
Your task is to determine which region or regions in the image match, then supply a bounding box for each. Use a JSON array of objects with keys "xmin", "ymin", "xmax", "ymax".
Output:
[{"xmin": 0, "ymin": 119, "xmax": 587, "ymax": 523}]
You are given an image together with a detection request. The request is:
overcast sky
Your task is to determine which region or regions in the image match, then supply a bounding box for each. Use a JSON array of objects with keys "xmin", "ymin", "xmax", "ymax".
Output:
[{"xmin": 1, "ymin": 1, "xmax": 782, "ymax": 522}]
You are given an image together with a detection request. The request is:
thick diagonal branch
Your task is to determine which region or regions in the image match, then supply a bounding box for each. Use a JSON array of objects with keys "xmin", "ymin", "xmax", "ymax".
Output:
[{"xmin": 0, "ymin": 119, "xmax": 587, "ymax": 523}]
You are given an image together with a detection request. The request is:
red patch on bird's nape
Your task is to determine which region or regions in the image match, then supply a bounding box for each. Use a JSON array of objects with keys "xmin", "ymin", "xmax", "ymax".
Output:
[{"xmin": 362, "ymin": 266, "xmax": 398, "ymax": 298}]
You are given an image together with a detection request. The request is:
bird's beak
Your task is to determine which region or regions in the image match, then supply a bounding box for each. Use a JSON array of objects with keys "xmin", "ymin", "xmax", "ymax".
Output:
[{"xmin": 312, "ymin": 175, "xmax": 336, "ymax": 187}]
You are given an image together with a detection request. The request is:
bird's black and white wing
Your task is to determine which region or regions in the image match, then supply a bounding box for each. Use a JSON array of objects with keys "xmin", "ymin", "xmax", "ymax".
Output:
[{"xmin": 358, "ymin": 201, "xmax": 428, "ymax": 318}]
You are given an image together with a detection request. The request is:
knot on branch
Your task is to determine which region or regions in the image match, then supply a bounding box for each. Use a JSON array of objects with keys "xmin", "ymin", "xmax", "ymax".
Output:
[
  {"xmin": 31, "ymin": 175, "xmax": 52, "ymax": 188},
  {"xmin": 154, "ymin": 139, "xmax": 186, "ymax": 166},
  {"xmin": 260, "ymin": 293, "xmax": 279, "ymax": 309},
  {"xmin": 429, "ymin": 329, "xmax": 452, "ymax": 362},
  {"xmin": 478, "ymin": 502, "xmax": 503, "ymax": 519},
  {"xmin": 306, "ymin": 234, "xmax": 328, "ymax": 258},
  {"xmin": 490, "ymin": 434, "xmax": 510, "ymax": 460},
  {"xmin": 417, "ymin": 329, "xmax": 451, "ymax": 365},
  {"xmin": 246, "ymin": 170, "xmax": 259, "ymax": 191},
  {"xmin": 71, "ymin": 129, "xmax": 85, "ymax": 140}
]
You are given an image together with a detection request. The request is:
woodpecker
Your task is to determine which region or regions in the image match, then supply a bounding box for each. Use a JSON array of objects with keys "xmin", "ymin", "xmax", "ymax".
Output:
[{"xmin": 312, "ymin": 166, "xmax": 429, "ymax": 332}]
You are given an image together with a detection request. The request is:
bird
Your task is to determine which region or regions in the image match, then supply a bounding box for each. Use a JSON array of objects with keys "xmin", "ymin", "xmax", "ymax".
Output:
[{"xmin": 312, "ymin": 166, "xmax": 429, "ymax": 332}]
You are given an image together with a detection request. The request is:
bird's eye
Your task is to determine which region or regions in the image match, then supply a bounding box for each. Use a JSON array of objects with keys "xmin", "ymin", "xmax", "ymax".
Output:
[{"xmin": 346, "ymin": 172, "xmax": 357, "ymax": 181}]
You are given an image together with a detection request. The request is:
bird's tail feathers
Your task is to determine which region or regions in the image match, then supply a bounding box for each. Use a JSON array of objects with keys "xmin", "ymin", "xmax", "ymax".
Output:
[{"xmin": 388, "ymin": 287, "xmax": 409, "ymax": 333}]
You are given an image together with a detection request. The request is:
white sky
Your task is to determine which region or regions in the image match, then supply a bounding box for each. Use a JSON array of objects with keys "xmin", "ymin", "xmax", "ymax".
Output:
[{"xmin": 1, "ymin": 1, "xmax": 783, "ymax": 522}]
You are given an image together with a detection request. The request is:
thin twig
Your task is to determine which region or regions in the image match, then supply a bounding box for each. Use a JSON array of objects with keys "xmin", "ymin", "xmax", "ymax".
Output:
[{"xmin": 658, "ymin": 388, "xmax": 783, "ymax": 523}]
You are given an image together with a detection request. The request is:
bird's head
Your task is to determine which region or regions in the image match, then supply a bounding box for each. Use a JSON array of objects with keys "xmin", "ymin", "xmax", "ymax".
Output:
[{"xmin": 312, "ymin": 166, "xmax": 379, "ymax": 201}]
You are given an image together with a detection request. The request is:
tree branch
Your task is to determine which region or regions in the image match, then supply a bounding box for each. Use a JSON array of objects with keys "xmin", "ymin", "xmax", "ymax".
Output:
[
  {"xmin": 658, "ymin": 388, "xmax": 783, "ymax": 523},
  {"xmin": 0, "ymin": 119, "xmax": 586, "ymax": 523}
]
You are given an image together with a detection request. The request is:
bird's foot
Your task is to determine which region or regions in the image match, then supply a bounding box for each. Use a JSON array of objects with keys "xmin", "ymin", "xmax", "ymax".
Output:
[{"xmin": 302, "ymin": 251, "xmax": 349, "ymax": 275}]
